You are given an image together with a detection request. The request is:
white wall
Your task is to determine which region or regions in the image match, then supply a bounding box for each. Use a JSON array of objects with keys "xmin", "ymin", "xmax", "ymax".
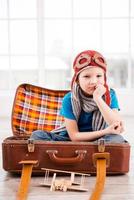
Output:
[
  {"xmin": 0, "ymin": 92, "xmax": 15, "ymax": 118},
  {"xmin": 116, "ymin": 89, "xmax": 134, "ymax": 116}
]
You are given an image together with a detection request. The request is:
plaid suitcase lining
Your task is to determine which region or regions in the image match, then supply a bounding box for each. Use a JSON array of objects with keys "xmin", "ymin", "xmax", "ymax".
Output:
[{"xmin": 12, "ymin": 85, "xmax": 68, "ymax": 135}]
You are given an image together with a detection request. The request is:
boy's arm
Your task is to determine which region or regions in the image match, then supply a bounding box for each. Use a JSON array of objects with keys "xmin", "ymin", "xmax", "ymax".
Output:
[
  {"xmin": 93, "ymin": 84, "xmax": 123, "ymax": 126},
  {"xmin": 64, "ymin": 118, "xmax": 122, "ymax": 142},
  {"xmin": 94, "ymin": 97, "xmax": 122, "ymax": 125}
]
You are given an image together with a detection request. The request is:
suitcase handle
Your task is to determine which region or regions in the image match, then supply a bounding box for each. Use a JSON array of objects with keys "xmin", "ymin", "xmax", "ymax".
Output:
[{"xmin": 46, "ymin": 150, "xmax": 87, "ymax": 165}]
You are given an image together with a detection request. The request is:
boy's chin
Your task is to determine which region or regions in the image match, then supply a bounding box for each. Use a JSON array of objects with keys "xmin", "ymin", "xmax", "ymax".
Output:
[{"xmin": 82, "ymin": 90, "xmax": 93, "ymax": 97}]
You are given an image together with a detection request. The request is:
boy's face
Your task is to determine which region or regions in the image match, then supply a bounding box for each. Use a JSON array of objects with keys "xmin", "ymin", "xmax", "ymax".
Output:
[{"xmin": 78, "ymin": 66, "xmax": 105, "ymax": 96}]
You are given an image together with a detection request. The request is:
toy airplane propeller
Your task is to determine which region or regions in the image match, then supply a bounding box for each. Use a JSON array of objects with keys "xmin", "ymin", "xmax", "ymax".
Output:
[{"xmin": 40, "ymin": 168, "xmax": 90, "ymax": 192}]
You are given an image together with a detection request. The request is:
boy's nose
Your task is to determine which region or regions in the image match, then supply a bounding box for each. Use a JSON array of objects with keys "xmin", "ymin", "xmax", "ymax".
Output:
[{"xmin": 89, "ymin": 78, "xmax": 97, "ymax": 84}]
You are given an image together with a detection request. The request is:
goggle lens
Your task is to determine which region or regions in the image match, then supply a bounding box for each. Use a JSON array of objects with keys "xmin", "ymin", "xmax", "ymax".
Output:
[{"xmin": 74, "ymin": 52, "xmax": 106, "ymax": 70}]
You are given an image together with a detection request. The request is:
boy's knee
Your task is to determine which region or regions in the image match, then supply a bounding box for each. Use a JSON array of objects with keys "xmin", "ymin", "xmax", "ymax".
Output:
[
  {"xmin": 103, "ymin": 134, "xmax": 126, "ymax": 143},
  {"xmin": 30, "ymin": 130, "xmax": 41, "ymax": 140},
  {"xmin": 30, "ymin": 130, "xmax": 51, "ymax": 140}
]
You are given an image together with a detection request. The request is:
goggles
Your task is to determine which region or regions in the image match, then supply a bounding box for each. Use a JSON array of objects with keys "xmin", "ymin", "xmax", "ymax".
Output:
[{"xmin": 74, "ymin": 52, "xmax": 107, "ymax": 71}]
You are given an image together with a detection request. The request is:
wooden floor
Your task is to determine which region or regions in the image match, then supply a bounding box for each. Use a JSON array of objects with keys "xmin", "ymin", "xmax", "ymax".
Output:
[{"xmin": 0, "ymin": 116, "xmax": 134, "ymax": 200}]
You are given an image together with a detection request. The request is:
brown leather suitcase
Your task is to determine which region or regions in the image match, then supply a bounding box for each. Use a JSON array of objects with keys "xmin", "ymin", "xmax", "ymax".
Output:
[{"xmin": 2, "ymin": 83, "xmax": 130, "ymax": 174}]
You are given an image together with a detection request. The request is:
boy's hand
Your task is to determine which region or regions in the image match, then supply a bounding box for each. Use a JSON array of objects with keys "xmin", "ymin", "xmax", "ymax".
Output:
[
  {"xmin": 103, "ymin": 121, "xmax": 124, "ymax": 135},
  {"xmin": 93, "ymin": 84, "xmax": 106, "ymax": 100}
]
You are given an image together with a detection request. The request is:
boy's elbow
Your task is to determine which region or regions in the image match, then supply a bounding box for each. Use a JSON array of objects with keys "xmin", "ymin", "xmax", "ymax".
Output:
[
  {"xmin": 69, "ymin": 132, "xmax": 80, "ymax": 142},
  {"xmin": 69, "ymin": 135, "xmax": 78, "ymax": 142},
  {"xmin": 71, "ymin": 138, "xmax": 79, "ymax": 142}
]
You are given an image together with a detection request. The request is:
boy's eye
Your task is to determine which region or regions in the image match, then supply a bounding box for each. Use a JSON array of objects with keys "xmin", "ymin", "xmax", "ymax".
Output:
[
  {"xmin": 97, "ymin": 75, "xmax": 102, "ymax": 78},
  {"xmin": 82, "ymin": 74, "xmax": 103, "ymax": 78}
]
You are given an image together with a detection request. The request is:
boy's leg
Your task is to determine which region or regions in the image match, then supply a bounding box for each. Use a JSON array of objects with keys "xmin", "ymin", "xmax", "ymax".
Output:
[
  {"xmin": 30, "ymin": 130, "xmax": 52, "ymax": 140},
  {"xmin": 51, "ymin": 131, "xmax": 70, "ymax": 141},
  {"xmin": 30, "ymin": 130, "xmax": 70, "ymax": 141},
  {"xmin": 101, "ymin": 134, "xmax": 126, "ymax": 143}
]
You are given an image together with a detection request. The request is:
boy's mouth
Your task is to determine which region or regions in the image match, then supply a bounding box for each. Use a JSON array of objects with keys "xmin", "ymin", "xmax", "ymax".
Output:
[{"xmin": 88, "ymin": 86, "xmax": 96, "ymax": 90}]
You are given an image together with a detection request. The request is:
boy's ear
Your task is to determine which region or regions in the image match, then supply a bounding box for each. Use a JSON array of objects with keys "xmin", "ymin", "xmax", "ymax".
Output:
[
  {"xmin": 76, "ymin": 79, "xmax": 79, "ymax": 85},
  {"xmin": 76, "ymin": 76, "xmax": 79, "ymax": 84}
]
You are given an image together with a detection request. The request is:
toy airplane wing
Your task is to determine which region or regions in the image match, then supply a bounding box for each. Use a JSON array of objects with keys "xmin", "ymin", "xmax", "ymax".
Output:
[
  {"xmin": 41, "ymin": 168, "xmax": 91, "ymax": 177},
  {"xmin": 40, "ymin": 183, "xmax": 88, "ymax": 192},
  {"xmin": 67, "ymin": 186, "xmax": 88, "ymax": 192}
]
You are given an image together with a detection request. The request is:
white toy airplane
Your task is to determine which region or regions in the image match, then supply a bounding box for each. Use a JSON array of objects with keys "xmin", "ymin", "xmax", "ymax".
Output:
[{"xmin": 40, "ymin": 168, "xmax": 90, "ymax": 192}]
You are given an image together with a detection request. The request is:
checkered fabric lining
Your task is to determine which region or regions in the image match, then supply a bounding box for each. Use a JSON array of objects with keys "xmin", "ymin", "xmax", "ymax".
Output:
[{"xmin": 12, "ymin": 84, "xmax": 68, "ymax": 136}]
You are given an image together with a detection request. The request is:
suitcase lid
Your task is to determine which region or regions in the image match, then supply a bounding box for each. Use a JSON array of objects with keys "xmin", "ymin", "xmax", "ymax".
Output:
[{"xmin": 12, "ymin": 83, "xmax": 69, "ymax": 136}]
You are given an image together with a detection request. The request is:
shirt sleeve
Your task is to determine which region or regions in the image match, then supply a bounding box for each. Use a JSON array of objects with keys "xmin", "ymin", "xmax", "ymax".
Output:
[
  {"xmin": 110, "ymin": 89, "xmax": 120, "ymax": 110},
  {"xmin": 60, "ymin": 92, "xmax": 76, "ymax": 120}
]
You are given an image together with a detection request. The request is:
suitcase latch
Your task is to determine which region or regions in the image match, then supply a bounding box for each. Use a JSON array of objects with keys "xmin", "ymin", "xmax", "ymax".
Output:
[
  {"xmin": 98, "ymin": 138, "xmax": 105, "ymax": 152},
  {"xmin": 27, "ymin": 138, "xmax": 35, "ymax": 152},
  {"xmin": 93, "ymin": 152, "xmax": 110, "ymax": 168}
]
